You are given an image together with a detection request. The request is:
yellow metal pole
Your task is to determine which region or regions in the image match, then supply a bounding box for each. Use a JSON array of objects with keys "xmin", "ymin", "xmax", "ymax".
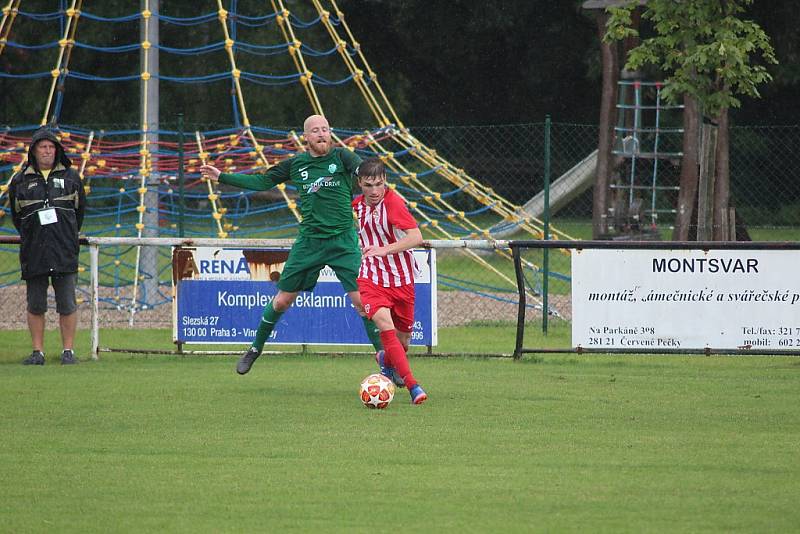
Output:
[
  {"xmin": 327, "ymin": 0, "xmax": 404, "ymax": 128},
  {"xmin": 0, "ymin": 0, "xmax": 22, "ymax": 57},
  {"xmin": 215, "ymin": 2, "xmax": 301, "ymax": 222},
  {"xmin": 77, "ymin": 130, "xmax": 94, "ymax": 187},
  {"xmin": 310, "ymin": 0, "xmax": 389, "ymax": 127},
  {"xmin": 129, "ymin": 1, "xmax": 154, "ymax": 323},
  {"xmin": 271, "ymin": 0, "xmax": 324, "ymax": 116},
  {"xmin": 195, "ymin": 131, "xmax": 232, "ymax": 238},
  {"xmin": 40, "ymin": 0, "xmax": 82, "ymax": 126},
  {"xmin": 215, "ymin": 3, "xmax": 254, "ymax": 129}
]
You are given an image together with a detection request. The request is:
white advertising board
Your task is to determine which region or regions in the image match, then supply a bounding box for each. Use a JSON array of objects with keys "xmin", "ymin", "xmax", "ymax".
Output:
[{"xmin": 571, "ymin": 249, "xmax": 800, "ymax": 351}]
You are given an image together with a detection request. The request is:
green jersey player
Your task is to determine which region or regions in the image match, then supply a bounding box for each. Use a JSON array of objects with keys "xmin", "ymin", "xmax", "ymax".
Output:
[{"xmin": 200, "ymin": 115, "xmax": 382, "ymax": 374}]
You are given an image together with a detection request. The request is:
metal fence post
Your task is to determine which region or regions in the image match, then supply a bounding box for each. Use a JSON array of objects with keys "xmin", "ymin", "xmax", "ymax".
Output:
[
  {"xmin": 512, "ymin": 244, "xmax": 525, "ymax": 360},
  {"xmin": 177, "ymin": 113, "xmax": 185, "ymax": 238},
  {"xmin": 542, "ymin": 116, "xmax": 551, "ymax": 335},
  {"xmin": 90, "ymin": 243, "xmax": 100, "ymax": 360}
]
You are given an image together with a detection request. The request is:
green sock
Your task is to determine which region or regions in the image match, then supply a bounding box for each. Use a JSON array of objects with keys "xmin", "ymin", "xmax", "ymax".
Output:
[
  {"xmin": 362, "ymin": 316, "xmax": 383, "ymax": 352},
  {"xmin": 252, "ymin": 302, "xmax": 284, "ymax": 353}
]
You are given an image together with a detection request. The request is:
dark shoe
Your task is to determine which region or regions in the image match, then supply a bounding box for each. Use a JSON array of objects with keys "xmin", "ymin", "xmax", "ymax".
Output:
[
  {"xmin": 23, "ymin": 351, "xmax": 45, "ymax": 365},
  {"xmin": 61, "ymin": 349, "xmax": 79, "ymax": 365},
  {"xmin": 410, "ymin": 384, "xmax": 428, "ymax": 405},
  {"xmin": 236, "ymin": 347, "xmax": 260, "ymax": 375}
]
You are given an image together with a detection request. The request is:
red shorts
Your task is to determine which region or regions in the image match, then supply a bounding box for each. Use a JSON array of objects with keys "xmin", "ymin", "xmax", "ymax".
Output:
[{"xmin": 358, "ymin": 278, "xmax": 416, "ymax": 333}]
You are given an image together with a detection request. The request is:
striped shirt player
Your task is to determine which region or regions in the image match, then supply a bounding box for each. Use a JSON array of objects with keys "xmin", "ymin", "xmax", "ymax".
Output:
[
  {"xmin": 353, "ymin": 157, "xmax": 427, "ymax": 404},
  {"xmin": 355, "ymin": 188, "xmax": 420, "ymax": 287}
]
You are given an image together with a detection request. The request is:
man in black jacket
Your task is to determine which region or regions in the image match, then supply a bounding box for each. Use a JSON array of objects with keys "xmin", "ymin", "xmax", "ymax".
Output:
[{"xmin": 9, "ymin": 127, "xmax": 86, "ymax": 365}]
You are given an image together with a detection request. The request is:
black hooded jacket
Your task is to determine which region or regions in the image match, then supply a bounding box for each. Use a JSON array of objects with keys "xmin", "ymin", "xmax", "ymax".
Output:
[{"xmin": 9, "ymin": 127, "xmax": 86, "ymax": 280}]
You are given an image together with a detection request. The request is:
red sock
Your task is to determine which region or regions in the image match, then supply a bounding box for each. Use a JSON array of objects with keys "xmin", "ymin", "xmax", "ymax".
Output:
[{"xmin": 379, "ymin": 330, "xmax": 417, "ymax": 389}]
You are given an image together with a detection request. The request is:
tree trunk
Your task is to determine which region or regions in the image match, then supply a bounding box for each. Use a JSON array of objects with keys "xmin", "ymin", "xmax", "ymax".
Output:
[
  {"xmin": 592, "ymin": 11, "xmax": 619, "ymax": 239},
  {"xmin": 673, "ymin": 95, "xmax": 700, "ymax": 240},
  {"xmin": 696, "ymin": 119, "xmax": 718, "ymax": 241},
  {"xmin": 712, "ymin": 108, "xmax": 730, "ymax": 240}
]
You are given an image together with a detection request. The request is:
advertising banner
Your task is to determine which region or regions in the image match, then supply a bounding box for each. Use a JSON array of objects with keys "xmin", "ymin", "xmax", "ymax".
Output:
[
  {"xmin": 572, "ymin": 249, "xmax": 800, "ymax": 351},
  {"xmin": 173, "ymin": 247, "xmax": 437, "ymax": 346}
]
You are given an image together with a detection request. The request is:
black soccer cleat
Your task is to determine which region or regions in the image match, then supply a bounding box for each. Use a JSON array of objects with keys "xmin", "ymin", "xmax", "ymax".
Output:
[
  {"xmin": 22, "ymin": 350, "xmax": 45, "ymax": 366},
  {"xmin": 60, "ymin": 349, "xmax": 79, "ymax": 365},
  {"xmin": 236, "ymin": 347, "xmax": 261, "ymax": 375}
]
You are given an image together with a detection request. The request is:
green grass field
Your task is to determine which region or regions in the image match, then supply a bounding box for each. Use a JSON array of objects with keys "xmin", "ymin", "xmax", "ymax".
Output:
[{"xmin": 2, "ymin": 325, "xmax": 799, "ymax": 532}]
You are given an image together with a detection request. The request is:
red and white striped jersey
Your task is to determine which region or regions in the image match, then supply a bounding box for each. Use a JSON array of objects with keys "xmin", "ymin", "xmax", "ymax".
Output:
[{"xmin": 352, "ymin": 187, "xmax": 419, "ymax": 287}]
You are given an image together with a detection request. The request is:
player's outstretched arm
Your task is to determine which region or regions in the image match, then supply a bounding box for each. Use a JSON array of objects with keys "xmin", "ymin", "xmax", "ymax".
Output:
[
  {"xmin": 203, "ymin": 159, "xmax": 289, "ymax": 191},
  {"xmin": 199, "ymin": 165, "xmax": 221, "ymax": 182},
  {"xmin": 362, "ymin": 228, "xmax": 423, "ymax": 258}
]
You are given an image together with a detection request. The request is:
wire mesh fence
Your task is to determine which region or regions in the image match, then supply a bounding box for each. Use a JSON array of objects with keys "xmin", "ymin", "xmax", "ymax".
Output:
[
  {"xmin": 411, "ymin": 122, "xmax": 800, "ymax": 238},
  {"xmin": 1, "ymin": 122, "xmax": 799, "ymax": 346}
]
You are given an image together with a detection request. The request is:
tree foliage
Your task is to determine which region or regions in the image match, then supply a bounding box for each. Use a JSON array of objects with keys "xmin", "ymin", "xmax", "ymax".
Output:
[{"xmin": 604, "ymin": 0, "xmax": 777, "ymax": 117}]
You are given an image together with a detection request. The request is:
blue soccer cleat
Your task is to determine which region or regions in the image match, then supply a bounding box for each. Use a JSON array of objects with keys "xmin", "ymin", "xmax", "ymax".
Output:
[
  {"xmin": 410, "ymin": 384, "xmax": 427, "ymax": 405},
  {"xmin": 375, "ymin": 350, "xmax": 405, "ymax": 388}
]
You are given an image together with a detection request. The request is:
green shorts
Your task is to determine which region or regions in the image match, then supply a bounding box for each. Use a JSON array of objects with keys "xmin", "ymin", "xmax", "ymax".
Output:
[{"xmin": 278, "ymin": 230, "xmax": 361, "ymax": 293}]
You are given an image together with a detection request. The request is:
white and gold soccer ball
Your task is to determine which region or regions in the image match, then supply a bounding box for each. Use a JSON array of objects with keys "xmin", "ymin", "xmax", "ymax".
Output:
[{"xmin": 359, "ymin": 373, "xmax": 395, "ymax": 409}]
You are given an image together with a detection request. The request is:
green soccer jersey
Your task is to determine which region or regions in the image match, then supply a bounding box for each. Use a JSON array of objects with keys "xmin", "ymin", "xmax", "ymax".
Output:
[{"xmin": 219, "ymin": 147, "xmax": 362, "ymax": 238}]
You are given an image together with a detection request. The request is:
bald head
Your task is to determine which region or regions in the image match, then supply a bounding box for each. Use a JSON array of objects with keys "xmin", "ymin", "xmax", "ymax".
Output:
[
  {"xmin": 303, "ymin": 114, "xmax": 332, "ymax": 157},
  {"xmin": 303, "ymin": 114, "xmax": 328, "ymax": 131}
]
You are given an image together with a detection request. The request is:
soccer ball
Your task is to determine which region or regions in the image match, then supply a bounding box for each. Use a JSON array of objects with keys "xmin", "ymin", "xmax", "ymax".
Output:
[{"xmin": 360, "ymin": 373, "xmax": 395, "ymax": 409}]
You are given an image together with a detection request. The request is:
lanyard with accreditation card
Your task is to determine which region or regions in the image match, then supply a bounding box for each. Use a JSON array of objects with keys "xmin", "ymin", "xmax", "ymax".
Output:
[
  {"xmin": 40, "ymin": 176, "xmax": 65, "ymax": 224},
  {"xmin": 38, "ymin": 207, "xmax": 58, "ymax": 225}
]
